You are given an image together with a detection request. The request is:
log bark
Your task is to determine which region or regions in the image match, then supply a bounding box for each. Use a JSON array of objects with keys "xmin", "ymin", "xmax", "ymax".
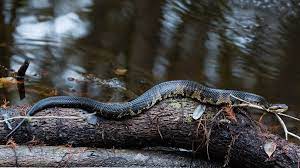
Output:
[
  {"xmin": 0, "ymin": 145, "xmax": 223, "ymax": 167},
  {"xmin": 0, "ymin": 98, "xmax": 299, "ymax": 167}
]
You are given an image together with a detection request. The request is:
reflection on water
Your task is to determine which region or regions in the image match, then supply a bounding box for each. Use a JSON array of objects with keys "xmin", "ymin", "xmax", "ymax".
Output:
[{"xmin": 0, "ymin": 0, "xmax": 300, "ymax": 141}]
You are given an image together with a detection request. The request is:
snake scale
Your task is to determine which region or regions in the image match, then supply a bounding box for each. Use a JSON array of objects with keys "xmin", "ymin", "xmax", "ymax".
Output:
[{"xmin": 5, "ymin": 80, "xmax": 288, "ymax": 138}]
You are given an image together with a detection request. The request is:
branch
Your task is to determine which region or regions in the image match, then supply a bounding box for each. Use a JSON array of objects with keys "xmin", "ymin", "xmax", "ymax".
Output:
[
  {"xmin": 0, "ymin": 98, "xmax": 299, "ymax": 167},
  {"xmin": 16, "ymin": 59, "xmax": 30, "ymax": 78},
  {"xmin": 0, "ymin": 145, "xmax": 223, "ymax": 167}
]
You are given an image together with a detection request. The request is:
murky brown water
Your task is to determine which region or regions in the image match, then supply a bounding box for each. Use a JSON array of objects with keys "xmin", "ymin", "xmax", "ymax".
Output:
[{"xmin": 0, "ymin": 0, "xmax": 300, "ymax": 141}]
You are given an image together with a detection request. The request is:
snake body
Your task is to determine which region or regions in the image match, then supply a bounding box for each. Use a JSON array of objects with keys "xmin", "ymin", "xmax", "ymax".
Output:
[{"xmin": 5, "ymin": 80, "xmax": 286, "ymax": 138}]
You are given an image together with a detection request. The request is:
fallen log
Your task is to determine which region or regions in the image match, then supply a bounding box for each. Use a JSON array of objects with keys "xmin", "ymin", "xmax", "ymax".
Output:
[
  {"xmin": 0, "ymin": 145, "xmax": 224, "ymax": 167},
  {"xmin": 0, "ymin": 98, "xmax": 299, "ymax": 167}
]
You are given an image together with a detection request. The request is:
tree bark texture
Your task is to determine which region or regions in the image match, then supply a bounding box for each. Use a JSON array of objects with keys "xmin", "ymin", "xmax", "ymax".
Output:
[
  {"xmin": 0, "ymin": 98, "xmax": 299, "ymax": 167},
  {"xmin": 0, "ymin": 145, "xmax": 224, "ymax": 167}
]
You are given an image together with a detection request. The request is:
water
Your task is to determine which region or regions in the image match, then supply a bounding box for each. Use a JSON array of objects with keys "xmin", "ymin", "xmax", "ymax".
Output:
[{"xmin": 0, "ymin": 0, "xmax": 300, "ymax": 141}]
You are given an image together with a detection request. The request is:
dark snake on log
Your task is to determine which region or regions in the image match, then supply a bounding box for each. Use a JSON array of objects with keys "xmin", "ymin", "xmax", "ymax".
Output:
[{"xmin": 4, "ymin": 80, "xmax": 288, "ymax": 138}]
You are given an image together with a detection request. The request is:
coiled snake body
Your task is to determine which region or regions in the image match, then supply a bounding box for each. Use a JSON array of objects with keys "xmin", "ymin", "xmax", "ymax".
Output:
[{"xmin": 5, "ymin": 80, "xmax": 288, "ymax": 138}]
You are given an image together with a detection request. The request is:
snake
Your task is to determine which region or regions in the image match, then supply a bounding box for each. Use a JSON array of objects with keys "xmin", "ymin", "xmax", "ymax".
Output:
[{"xmin": 5, "ymin": 80, "xmax": 288, "ymax": 138}]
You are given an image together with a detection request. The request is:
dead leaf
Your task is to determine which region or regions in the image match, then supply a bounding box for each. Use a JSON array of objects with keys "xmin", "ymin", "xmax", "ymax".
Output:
[
  {"xmin": 264, "ymin": 141, "xmax": 277, "ymax": 158},
  {"xmin": 64, "ymin": 144, "xmax": 73, "ymax": 148},
  {"xmin": 6, "ymin": 138, "xmax": 17, "ymax": 149},
  {"xmin": 1, "ymin": 98, "xmax": 10, "ymax": 108},
  {"xmin": 223, "ymin": 106, "xmax": 237, "ymax": 122},
  {"xmin": 114, "ymin": 68, "xmax": 128, "ymax": 76},
  {"xmin": 50, "ymin": 89, "xmax": 58, "ymax": 96},
  {"xmin": 192, "ymin": 104, "xmax": 206, "ymax": 120}
]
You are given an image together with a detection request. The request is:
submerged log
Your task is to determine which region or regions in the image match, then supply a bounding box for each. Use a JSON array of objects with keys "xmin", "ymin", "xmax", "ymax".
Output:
[{"xmin": 0, "ymin": 98, "xmax": 299, "ymax": 167}]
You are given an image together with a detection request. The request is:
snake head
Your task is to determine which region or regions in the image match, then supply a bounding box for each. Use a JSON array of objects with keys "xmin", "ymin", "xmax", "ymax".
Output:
[{"xmin": 267, "ymin": 104, "xmax": 288, "ymax": 113}]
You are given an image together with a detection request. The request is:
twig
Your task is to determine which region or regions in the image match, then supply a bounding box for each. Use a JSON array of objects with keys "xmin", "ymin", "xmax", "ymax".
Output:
[
  {"xmin": 156, "ymin": 117, "xmax": 164, "ymax": 140},
  {"xmin": 6, "ymin": 138, "xmax": 19, "ymax": 166},
  {"xmin": 232, "ymin": 103, "xmax": 265, "ymax": 110},
  {"xmin": 223, "ymin": 134, "xmax": 239, "ymax": 167},
  {"xmin": 195, "ymin": 117, "xmax": 207, "ymax": 152},
  {"xmin": 230, "ymin": 94, "xmax": 266, "ymax": 111},
  {"xmin": 206, "ymin": 108, "xmax": 224, "ymax": 160},
  {"xmin": 230, "ymin": 94, "xmax": 300, "ymax": 141},
  {"xmin": 258, "ymin": 112, "xmax": 267, "ymax": 123},
  {"xmin": 278, "ymin": 113, "xmax": 300, "ymax": 122},
  {"xmin": 275, "ymin": 113, "xmax": 288, "ymax": 140},
  {"xmin": 0, "ymin": 113, "xmax": 97, "ymax": 123},
  {"xmin": 275, "ymin": 113, "xmax": 300, "ymax": 140},
  {"xmin": 230, "ymin": 94, "xmax": 252, "ymax": 104},
  {"xmin": 287, "ymin": 132, "xmax": 300, "ymax": 141},
  {"xmin": 2, "ymin": 114, "xmax": 13, "ymax": 129}
]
